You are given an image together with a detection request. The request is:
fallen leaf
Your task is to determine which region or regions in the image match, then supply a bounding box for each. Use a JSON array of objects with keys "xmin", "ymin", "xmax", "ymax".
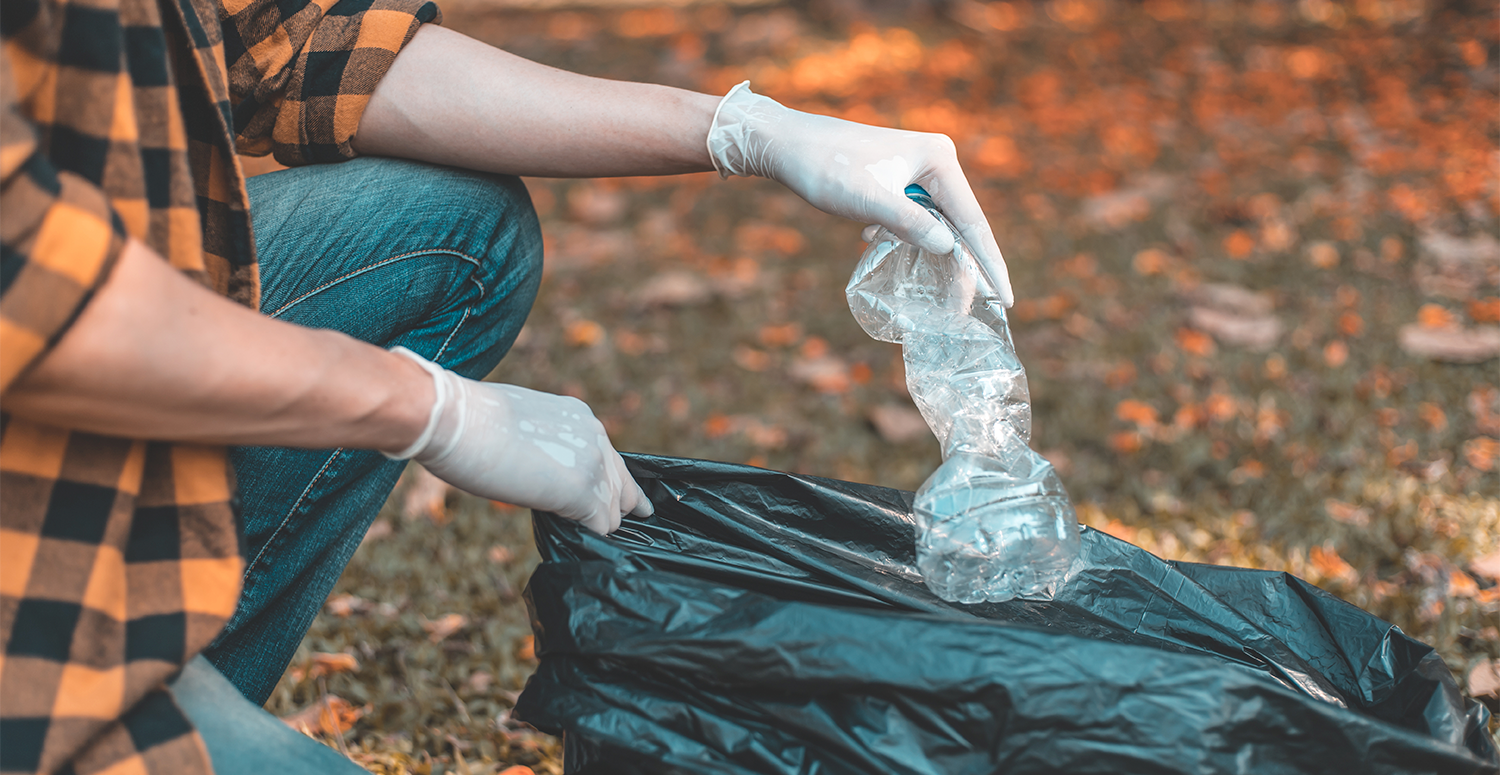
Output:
[
  {"xmin": 499, "ymin": 767, "xmax": 537, "ymax": 775},
  {"xmin": 1471, "ymin": 550, "xmax": 1500, "ymax": 583},
  {"xmin": 1469, "ymin": 659, "xmax": 1500, "ymax": 701},
  {"xmin": 1305, "ymin": 241, "xmax": 1340, "ymax": 269},
  {"xmin": 1309, "ymin": 544, "xmax": 1357, "ymax": 583},
  {"xmin": 325, "ymin": 594, "xmax": 369, "ymax": 617},
  {"xmin": 635, "ymin": 271, "xmax": 712, "ymax": 308},
  {"xmin": 1185, "ymin": 283, "xmax": 1274, "ymax": 317},
  {"xmin": 1115, "ymin": 399, "xmax": 1159, "ymax": 429},
  {"xmin": 1398, "ymin": 324, "xmax": 1500, "ymax": 362},
  {"xmin": 487, "ymin": 544, "xmax": 514, "ymax": 564},
  {"xmin": 1323, "ymin": 340, "xmax": 1349, "ymax": 367},
  {"xmin": 308, "ymin": 651, "xmax": 360, "ymax": 678},
  {"xmin": 758, "ymin": 323, "xmax": 803, "ymax": 348},
  {"xmin": 1188, "ymin": 306, "xmax": 1283, "ymax": 350},
  {"xmin": 281, "ymin": 695, "xmax": 365, "ymax": 737},
  {"xmin": 516, "ymin": 634, "xmax": 536, "ymax": 661},
  {"xmin": 1323, "ymin": 499, "xmax": 1371, "ymax": 527},
  {"xmin": 1448, "ymin": 569, "xmax": 1479, "ymax": 598},
  {"xmin": 1417, "ymin": 304, "xmax": 1458, "ymax": 329},
  {"xmin": 563, "ymin": 319, "xmax": 605, "ymax": 348},
  {"xmin": 788, "ymin": 355, "xmax": 851, "ymax": 394},
  {"xmin": 422, "ymin": 613, "xmax": 469, "ymax": 643},
  {"xmin": 868, "ymin": 404, "xmax": 930, "ymax": 443},
  {"xmin": 732, "ymin": 345, "xmax": 772, "ymax": 372},
  {"xmin": 1223, "ymin": 230, "xmax": 1256, "ymax": 259}
]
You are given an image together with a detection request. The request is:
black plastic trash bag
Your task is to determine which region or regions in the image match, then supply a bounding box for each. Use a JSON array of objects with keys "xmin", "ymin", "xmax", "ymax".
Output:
[{"xmin": 514, "ymin": 454, "xmax": 1499, "ymax": 775}]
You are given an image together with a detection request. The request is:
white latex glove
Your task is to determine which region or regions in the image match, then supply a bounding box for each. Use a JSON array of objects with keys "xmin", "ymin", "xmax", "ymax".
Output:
[
  {"xmin": 706, "ymin": 81, "xmax": 1013, "ymax": 306},
  {"xmin": 382, "ymin": 347, "xmax": 652, "ymax": 534}
]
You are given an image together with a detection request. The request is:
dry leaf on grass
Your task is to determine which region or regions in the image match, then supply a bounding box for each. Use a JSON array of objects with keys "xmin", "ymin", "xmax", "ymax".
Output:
[
  {"xmin": 1468, "ymin": 659, "xmax": 1500, "ymax": 701},
  {"xmin": 635, "ymin": 271, "xmax": 713, "ymax": 308},
  {"xmin": 1188, "ymin": 307, "xmax": 1282, "ymax": 350},
  {"xmin": 422, "ymin": 613, "xmax": 469, "ymax": 642},
  {"xmin": 788, "ymin": 356, "xmax": 851, "ymax": 394},
  {"xmin": 1324, "ymin": 499, "xmax": 1371, "ymax": 528},
  {"xmin": 1471, "ymin": 551, "xmax": 1500, "ymax": 583},
  {"xmin": 867, "ymin": 404, "xmax": 930, "ymax": 443},
  {"xmin": 281, "ymin": 694, "xmax": 365, "ymax": 737},
  {"xmin": 1397, "ymin": 324, "xmax": 1500, "ymax": 363}
]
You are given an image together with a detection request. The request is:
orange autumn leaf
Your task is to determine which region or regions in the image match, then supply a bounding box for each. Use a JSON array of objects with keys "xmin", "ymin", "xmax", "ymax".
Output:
[
  {"xmin": 1223, "ymin": 229, "xmax": 1255, "ymax": 259},
  {"xmin": 308, "ymin": 652, "xmax": 359, "ymax": 679},
  {"xmin": 1173, "ymin": 403, "xmax": 1206, "ymax": 429},
  {"xmin": 281, "ymin": 695, "xmax": 365, "ymax": 737},
  {"xmin": 1309, "ymin": 545, "xmax": 1356, "ymax": 583},
  {"xmin": 732, "ymin": 345, "xmax": 772, "ymax": 372},
  {"xmin": 421, "ymin": 613, "xmax": 468, "ymax": 643},
  {"xmin": 499, "ymin": 768, "xmax": 537, "ymax": 775},
  {"xmin": 1115, "ymin": 399, "xmax": 1159, "ymax": 429},
  {"xmin": 1323, "ymin": 340, "xmax": 1349, "ymax": 367},
  {"xmin": 1132, "ymin": 248, "xmax": 1170, "ymax": 276},
  {"xmin": 758, "ymin": 322, "xmax": 803, "ymax": 348},
  {"xmin": 564, "ymin": 319, "xmax": 605, "ymax": 347},
  {"xmin": 516, "ymin": 634, "xmax": 536, "ymax": 661},
  {"xmin": 703, "ymin": 413, "xmax": 734, "ymax": 438},
  {"xmin": 1109, "ymin": 430, "xmax": 1144, "ymax": 454},
  {"xmin": 1337, "ymin": 311, "xmax": 1364, "ymax": 337},
  {"xmin": 1417, "ymin": 402, "xmax": 1448, "ymax": 432},
  {"xmin": 1416, "ymin": 304, "xmax": 1457, "ymax": 329},
  {"xmin": 1304, "ymin": 241, "xmax": 1339, "ymax": 269},
  {"xmin": 1204, "ymin": 393, "xmax": 1238, "ymax": 422},
  {"xmin": 1449, "ymin": 569, "xmax": 1480, "ymax": 598},
  {"xmin": 1175, "ymin": 327, "xmax": 1216, "ymax": 356},
  {"xmin": 850, "ymin": 361, "xmax": 873, "ymax": 384},
  {"xmin": 1468, "ymin": 297, "xmax": 1500, "ymax": 323},
  {"xmin": 1463, "ymin": 437, "xmax": 1499, "ymax": 471}
]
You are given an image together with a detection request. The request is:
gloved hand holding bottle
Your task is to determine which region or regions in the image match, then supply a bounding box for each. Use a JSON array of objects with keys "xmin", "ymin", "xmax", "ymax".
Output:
[
  {"xmin": 706, "ymin": 81, "xmax": 1014, "ymax": 308},
  {"xmin": 382, "ymin": 348, "xmax": 652, "ymax": 535}
]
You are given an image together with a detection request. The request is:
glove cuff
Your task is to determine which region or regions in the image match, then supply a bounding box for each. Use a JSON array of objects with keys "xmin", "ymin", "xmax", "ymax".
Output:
[
  {"xmin": 706, "ymin": 80, "xmax": 779, "ymax": 179},
  {"xmin": 381, "ymin": 346, "xmax": 450, "ymax": 460}
]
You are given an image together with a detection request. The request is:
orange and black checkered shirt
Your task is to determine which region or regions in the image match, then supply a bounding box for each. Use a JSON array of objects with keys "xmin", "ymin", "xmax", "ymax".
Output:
[{"xmin": 0, "ymin": 0, "xmax": 438, "ymax": 769}]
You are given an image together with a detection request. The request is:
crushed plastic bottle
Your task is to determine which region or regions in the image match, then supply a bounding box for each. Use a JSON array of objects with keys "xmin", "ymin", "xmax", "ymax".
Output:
[{"xmin": 846, "ymin": 185, "xmax": 1081, "ymax": 604}]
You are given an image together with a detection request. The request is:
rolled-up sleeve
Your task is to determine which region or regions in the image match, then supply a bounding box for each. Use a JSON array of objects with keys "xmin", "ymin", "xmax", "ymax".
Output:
[
  {"xmin": 0, "ymin": 55, "xmax": 127, "ymax": 392},
  {"xmin": 223, "ymin": 0, "xmax": 440, "ymax": 166}
]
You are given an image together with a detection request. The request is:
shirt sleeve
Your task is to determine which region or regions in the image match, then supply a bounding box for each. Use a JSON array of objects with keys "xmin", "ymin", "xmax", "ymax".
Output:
[
  {"xmin": 0, "ymin": 53, "xmax": 127, "ymax": 393},
  {"xmin": 223, "ymin": 0, "xmax": 441, "ymax": 166}
]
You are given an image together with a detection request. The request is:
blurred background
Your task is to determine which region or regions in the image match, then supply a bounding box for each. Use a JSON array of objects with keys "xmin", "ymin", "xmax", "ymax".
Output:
[{"xmin": 244, "ymin": 0, "xmax": 1499, "ymax": 771}]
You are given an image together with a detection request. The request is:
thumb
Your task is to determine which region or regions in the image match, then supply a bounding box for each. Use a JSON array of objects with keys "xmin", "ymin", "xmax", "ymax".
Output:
[{"xmin": 883, "ymin": 199, "xmax": 955, "ymax": 256}]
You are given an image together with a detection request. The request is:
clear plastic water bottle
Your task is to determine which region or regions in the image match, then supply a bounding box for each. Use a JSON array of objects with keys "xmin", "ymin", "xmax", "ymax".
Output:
[{"xmin": 846, "ymin": 185, "xmax": 1080, "ymax": 604}]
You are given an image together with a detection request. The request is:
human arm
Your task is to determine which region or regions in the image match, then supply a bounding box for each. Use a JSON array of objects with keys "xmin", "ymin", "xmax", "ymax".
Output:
[
  {"xmin": 350, "ymin": 26, "xmax": 1012, "ymax": 303},
  {"xmin": 3, "ymin": 240, "xmax": 647, "ymax": 532}
]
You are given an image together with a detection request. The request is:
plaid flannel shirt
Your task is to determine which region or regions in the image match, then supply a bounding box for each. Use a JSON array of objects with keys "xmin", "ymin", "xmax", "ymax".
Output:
[{"xmin": 0, "ymin": 0, "xmax": 438, "ymax": 769}]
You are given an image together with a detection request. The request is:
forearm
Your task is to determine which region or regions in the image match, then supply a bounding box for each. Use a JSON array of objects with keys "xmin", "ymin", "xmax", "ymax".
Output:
[
  {"xmin": 352, "ymin": 25, "xmax": 720, "ymax": 177},
  {"xmin": 4, "ymin": 239, "xmax": 431, "ymax": 450}
]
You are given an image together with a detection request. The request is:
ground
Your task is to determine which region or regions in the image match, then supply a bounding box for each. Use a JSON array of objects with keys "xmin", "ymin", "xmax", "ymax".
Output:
[{"xmin": 250, "ymin": 0, "xmax": 1500, "ymax": 771}]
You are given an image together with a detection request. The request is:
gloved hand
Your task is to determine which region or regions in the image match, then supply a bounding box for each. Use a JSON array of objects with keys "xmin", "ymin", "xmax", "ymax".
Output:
[
  {"xmin": 706, "ymin": 81, "xmax": 1013, "ymax": 306},
  {"xmin": 382, "ymin": 347, "xmax": 652, "ymax": 534}
]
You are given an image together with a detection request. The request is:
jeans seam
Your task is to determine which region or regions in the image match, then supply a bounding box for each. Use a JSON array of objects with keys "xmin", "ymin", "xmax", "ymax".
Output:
[
  {"xmin": 242, "ymin": 448, "xmax": 343, "ymax": 586},
  {"xmin": 267, "ymin": 249, "xmax": 487, "ymax": 320},
  {"xmin": 238, "ymin": 301, "xmax": 477, "ymax": 594}
]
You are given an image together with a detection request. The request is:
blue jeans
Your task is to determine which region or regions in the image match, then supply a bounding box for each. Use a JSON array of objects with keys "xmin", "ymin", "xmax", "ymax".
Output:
[{"xmin": 201, "ymin": 157, "xmax": 543, "ymax": 705}]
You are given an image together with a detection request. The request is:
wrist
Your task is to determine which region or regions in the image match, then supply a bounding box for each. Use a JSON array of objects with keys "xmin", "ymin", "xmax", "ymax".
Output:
[
  {"xmin": 373, "ymin": 347, "xmax": 440, "ymax": 458},
  {"xmin": 706, "ymin": 81, "xmax": 785, "ymax": 180}
]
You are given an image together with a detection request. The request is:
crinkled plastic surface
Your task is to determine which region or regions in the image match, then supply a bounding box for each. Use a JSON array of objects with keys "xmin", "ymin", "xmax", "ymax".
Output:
[
  {"xmin": 846, "ymin": 187, "xmax": 1077, "ymax": 602},
  {"xmin": 515, "ymin": 454, "xmax": 1499, "ymax": 775}
]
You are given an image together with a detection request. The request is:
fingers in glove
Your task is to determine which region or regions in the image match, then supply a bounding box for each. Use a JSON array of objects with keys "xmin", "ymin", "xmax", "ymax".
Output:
[
  {"xmin": 882, "ymin": 198, "xmax": 956, "ymax": 257},
  {"xmin": 860, "ymin": 223, "xmax": 882, "ymax": 243},
  {"xmin": 920, "ymin": 171, "xmax": 1014, "ymax": 307}
]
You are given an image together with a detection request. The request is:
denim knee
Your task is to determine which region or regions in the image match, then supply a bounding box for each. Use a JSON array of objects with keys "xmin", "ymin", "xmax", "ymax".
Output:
[{"xmin": 378, "ymin": 163, "xmax": 544, "ymax": 380}]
